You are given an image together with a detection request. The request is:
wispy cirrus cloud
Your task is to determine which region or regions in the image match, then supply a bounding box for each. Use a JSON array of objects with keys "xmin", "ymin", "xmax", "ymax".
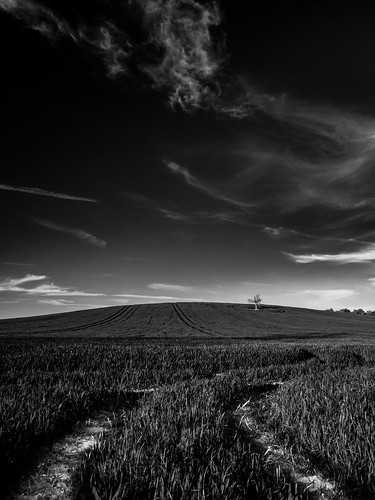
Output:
[
  {"xmin": 114, "ymin": 293, "xmax": 203, "ymax": 301},
  {"xmin": 262, "ymin": 226, "xmax": 372, "ymax": 246},
  {"xmin": 125, "ymin": 191, "xmax": 250, "ymax": 225},
  {"xmin": 165, "ymin": 160, "xmax": 251, "ymax": 208},
  {"xmin": 0, "ymin": 0, "xmax": 132, "ymax": 77},
  {"xmin": 0, "ymin": 184, "xmax": 98, "ymax": 202},
  {"xmin": 0, "ymin": 0, "xmax": 222, "ymax": 108},
  {"xmin": 26, "ymin": 283, "xmax": 104, "ymax": 296},
  {"xmin": 148, "ymin": 282, "xmax": 194, "ymax": 293},
  {"xmin": 285, "ymin": 245, "xmax": 375, "ymax": 264},
  {"xmin": 38, "ymin": 299, "xmax": 114, "ymax": 309},
  {"xmin": 38, "ymin": 298, "xmax": 74, "ymax": 306},
  {"xmin": 136, "ymin": 0, "xmax": 222, "ymax": 109},
  {"xmin": 6, "ymin": 0, "xmax": 375, "ymax": 253},
  {"xmin": 0, "ymin": 274, "xmax": 47, "ymax": 291},
  {"xmin": 157, "ymin": 208, "xmax": 193, "ymax": 222},
  {"xmin": 34, "ymin": 218, "xmax": 106, "ymax": 248},
  {"xmin": 0, "ymin": 274, "xmax": 104, "ymax": 296},
  {"xmin": 160, "ymin": 112, "xmax": 375, "ymax": 245},
  {"xmin": 0, "ymin": 0, "xmax": 72, "ymax": 36}
]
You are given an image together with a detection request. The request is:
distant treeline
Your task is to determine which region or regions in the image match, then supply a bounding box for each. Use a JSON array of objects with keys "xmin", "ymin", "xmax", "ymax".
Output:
[{"xmin": 326, "ymin": 308, "xmax": 375, "ymax": 315}]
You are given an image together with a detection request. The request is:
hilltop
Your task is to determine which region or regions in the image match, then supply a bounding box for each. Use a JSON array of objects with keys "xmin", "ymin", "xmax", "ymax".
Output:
[{"xmin": 0, "ymin": 302, "xmax": 375, "ymax": 340}]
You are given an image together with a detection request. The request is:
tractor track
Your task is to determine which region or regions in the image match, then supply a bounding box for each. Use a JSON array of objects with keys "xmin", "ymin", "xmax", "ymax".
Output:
[
  {"xmin": 209, "ymin": 303, "xmax": 253, "ymax": 321},
  {"xmin": 234, "ymin": 383, "xmax": 343, "ymax": 499},
  {"xmin": 7, "ymin": 388, "xmax": 155, "ymax": 500},
  {"xmin": 172, "ymin": 303, "xmax": 216, "ymax": 336},
  {"xmin": 5, "ymin": 305, "xmax": 141, "ymax": 336},
  {"xmin": 49, "ymin": 304, "xmax": 141, "ymax": 333}
]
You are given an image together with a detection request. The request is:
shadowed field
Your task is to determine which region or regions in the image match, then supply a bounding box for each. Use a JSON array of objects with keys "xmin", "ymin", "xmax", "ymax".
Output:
[{"xmin": 1, "ymin": 302, "xmax": 375, "ymax": 340}]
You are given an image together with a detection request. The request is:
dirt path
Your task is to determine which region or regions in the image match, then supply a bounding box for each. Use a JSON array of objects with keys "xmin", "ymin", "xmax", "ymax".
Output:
[
  {"xmin": 8, "ymin": 389, "xmax": 156, "ymax": 500},
  {"xmin": 234, "ymin": 382, "xmax": 345, "ymax": 500},
  {"xmin": 9, "ymin": 411, "xmax": 113, "ymax": 500}
]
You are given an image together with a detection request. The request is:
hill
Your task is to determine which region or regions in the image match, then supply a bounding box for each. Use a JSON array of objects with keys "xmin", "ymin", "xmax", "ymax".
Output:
[{"xmin": 0, "ymin": 302, "xmax": 375, "ymax": 340}]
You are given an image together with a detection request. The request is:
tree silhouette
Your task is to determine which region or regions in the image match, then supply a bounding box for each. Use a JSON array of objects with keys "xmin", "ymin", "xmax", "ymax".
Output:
[{"xmin": 248, "ymin": 294, "xmax": 262, "ymax": 310}]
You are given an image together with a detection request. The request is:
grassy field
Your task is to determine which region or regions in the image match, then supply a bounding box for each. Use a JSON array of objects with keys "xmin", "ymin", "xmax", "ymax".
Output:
[
  {"xmin": 1, "ymin": 302, "xmax": 375, "ymax": 339},
  {"xmin": 1, "ymin": 304, "xmax": 375, "ymax": 498}
]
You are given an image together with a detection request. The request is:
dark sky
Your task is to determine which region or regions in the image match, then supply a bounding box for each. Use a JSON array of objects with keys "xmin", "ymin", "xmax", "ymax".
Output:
[{"xmin": 1, "ymin": 0, "xmax": 375, "ymax": 318}]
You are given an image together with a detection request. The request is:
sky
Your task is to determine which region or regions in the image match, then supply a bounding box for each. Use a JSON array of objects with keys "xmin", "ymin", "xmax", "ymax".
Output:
[{"xmin": 2, "ymin": 0, "xmax": 375, "ymax": 318}]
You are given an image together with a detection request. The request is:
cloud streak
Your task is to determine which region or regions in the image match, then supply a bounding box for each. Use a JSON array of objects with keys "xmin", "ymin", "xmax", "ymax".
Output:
[
  {"xmin": 0, "ymin": 184, "xmax": 98, "ymax": 202},
  {"xmin": 160, "ymin": 109, "xmax": 375, "ymax": 247},
  {"xmin": 285, "ymin": 245, "xmax": 375, "ymax": 264},
  {"xmin": 38, "ymin": 298, "xmax": 74, "ymax": 306},
  {"xmin": 165, "ymin": 160, "xmax": 251, "ymax": 208},
  {"xmin": 148, "ymin": 282, "xmax": 194, "ymax": 292},
  {"xmin": 0, "ymin": 274, "xmax": 104, "ymax": 296},
  {"xmin": 34, "ymin": 218, "xmax": 106, "ymax": 248}
]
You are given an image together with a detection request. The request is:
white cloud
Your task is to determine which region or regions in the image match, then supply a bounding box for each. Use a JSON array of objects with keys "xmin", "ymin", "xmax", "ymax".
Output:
[
  {"xmin": 148, "ymin": 282, "xmax": 194, "ymax": 293},
  {"xmin": 285, "ymin": 245, "xmax": 375, "ymax": 264},
  {"xmin": 38, "ymin": 298, "xmax": 74, "ymax": 306},
  {"xmin": 0, "ymin": 184, "xmax": 97, "ymax": 202},
  {"xmin": 39, "ymin": 299, "xmax": 114, "ymax": 309},
  {"xmin": 0, "ymin": 274, "xmax": 104, "ymax": 296},
  {"xmin": 27, "ymin": 282, "xmax": 104, "ymax": 296},
  {"xmin": 34, "ymin": 218, "xmax": 106, "ymax": 248},
  {"xmin": 0, "ymin": 274, "xmax": 47, "ymax": 291}
]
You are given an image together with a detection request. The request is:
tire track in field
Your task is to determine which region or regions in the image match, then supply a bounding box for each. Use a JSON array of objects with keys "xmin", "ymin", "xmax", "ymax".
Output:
[
  {"xmin": 209, "ymin": 303, "xmax": 253, "ymax": 321},
  {"xmin": 65, "ymin": 304, "xmax": 141, "ymax": 333},
  {"xmin": 12, "ymin": 305, "xmax": 141, "ymax": 336},
  {"xmin": 50, "ymin": 305, "xmax": 133, "ymax": 333},
  {"xmin": 234, "ymin": 383, "xmax": 343, "ymax": 499},
  {"xmin": 172, "ymin": 303, "xmax": 217, "ymax": 336},
  {"xmin": 8, "ymin": 388, "xmax": 155, "ymax": 500}
]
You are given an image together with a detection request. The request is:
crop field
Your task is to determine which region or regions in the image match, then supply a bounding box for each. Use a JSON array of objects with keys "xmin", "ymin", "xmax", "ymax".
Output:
[
  {"xmin": 1, "ymin": 304, "xmax": 375, "ymax": 499},
  {"xmin": 2, "ymin": 302, "xmax": 375, "ymax": 339}
]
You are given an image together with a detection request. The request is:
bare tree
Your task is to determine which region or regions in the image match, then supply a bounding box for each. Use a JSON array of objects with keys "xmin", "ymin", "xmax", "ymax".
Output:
[{"xmin": 248, "ymin": 294, "xmax": 262, "ymax": 310}]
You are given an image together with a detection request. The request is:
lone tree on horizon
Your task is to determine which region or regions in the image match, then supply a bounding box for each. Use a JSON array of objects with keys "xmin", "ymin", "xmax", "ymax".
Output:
[{"xmin": 248, "ymin": 294, "xmax": 262, "ymax": 310}]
